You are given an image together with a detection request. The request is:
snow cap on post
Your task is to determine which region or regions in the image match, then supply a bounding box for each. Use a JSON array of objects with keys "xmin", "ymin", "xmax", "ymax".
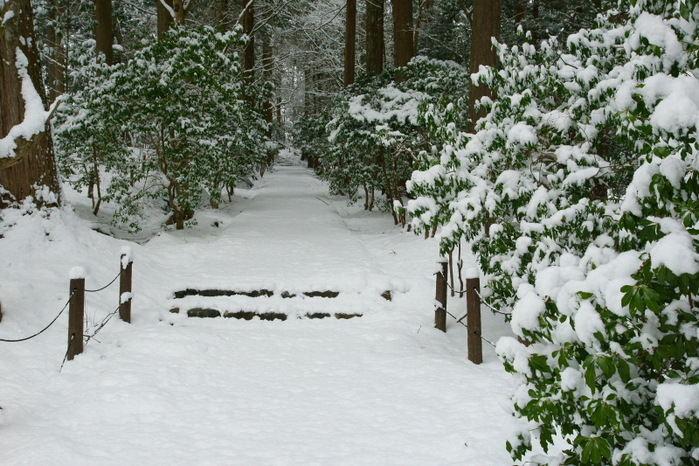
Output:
[
  {"xmin": 69, "ymin": 267, "xmax": 86, "ymax": 280},
  {"xmin": 464, "ymin": 266, "xmax": 480, "ymax": 279},
  {"xmin": 120, "ymin": 246, "xmax": 134, "ymax": 269}
]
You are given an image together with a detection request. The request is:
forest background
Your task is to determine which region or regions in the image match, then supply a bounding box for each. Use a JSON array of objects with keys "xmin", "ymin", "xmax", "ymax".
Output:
[{"xmin": 2, "ymin": 0, "xmax": 699, "ymax": 465}]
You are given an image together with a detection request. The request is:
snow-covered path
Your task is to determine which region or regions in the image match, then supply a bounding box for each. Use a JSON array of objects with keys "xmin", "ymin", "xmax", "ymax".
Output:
[
  {"xmin": 0, "ymin": 165, "xmax": 515, "ymax": 465},
  {"xmin": 144, "ymin": 166, "xmax": 409, "ymax": 317}
]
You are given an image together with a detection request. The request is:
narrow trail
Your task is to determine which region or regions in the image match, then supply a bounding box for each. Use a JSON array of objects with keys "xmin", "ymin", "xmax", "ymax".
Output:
[
  {"xmin": 0, "ymin": 164, "xmax": 515, "ymax": 466},
  {"xmin": 144, "ymin": 166, "xmax": 393, "ymax": 293}
]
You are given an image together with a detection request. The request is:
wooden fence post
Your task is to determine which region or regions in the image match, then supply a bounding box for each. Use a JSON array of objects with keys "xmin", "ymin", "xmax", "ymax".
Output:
[
  {"xmin": 68, "ymin": 272, "xmax": 85, "ymax": 361},
  {"xmin": 435, "ymin": 260, "xmax": 448, "ymax": 332},
  {"xmin": 466, "ymin": 277, "xmax": 482, "ymax": 364},
  {"xmin": 119, "ymin": 252, "xmax": 133, "ymax": 323}
]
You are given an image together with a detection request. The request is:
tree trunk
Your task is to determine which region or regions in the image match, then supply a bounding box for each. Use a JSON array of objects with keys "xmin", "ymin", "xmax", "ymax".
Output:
[
  {"xmin": 0, "ymin": 0, "xmax": 61, "ymax": 207},
  {"xmin": 514, "ymin": 0, "xmax": 526, "ymax": 24},
  {"xmin": 392, "ymin": 0, "xmax": 414, "ymax": 72},
  {"xmin": 216, "ymin": 0, "xmax": 233, "ymax": 30},
  {"xmin": 157, "ymin": 0, "xmax": 174, "ymax": 39},
  {"xmin": 95, "ymin": 0, "xmax": 113, "ymax": 65},
  {"xmin": 344, "ymin": 0, "xmax": 356, "ymax": 86},
  {"xmin": 276, "ymin": 95, "xmax": 282, "ymax": 126},
  {"xmin": 47, "ymin": 0, "xmax": 67, "ymax": 102},
  {"xmin": 262, "ymin": 23, "xmax": 274, "ymax": 169},
  {"xmin": 413, "ymin": 0, "xmax": 434, "ymax": 56},
  {"xmin": 243, "ymin": 0, "xmax": 255, "ymax": 79},
  {"xmin": 173, "ymin": 0, "xmax": 187, "ymax": 24},
  {"xmin": 467, "ymin": 0, "xmax": 500, "ymax": 132},
  {"xmin": 365, "ymin": 0, "xmax": 384, "ymax": 76},
  {"xmin": 304, "ymin": 68, "xmax": 312, "ymax": 116}
]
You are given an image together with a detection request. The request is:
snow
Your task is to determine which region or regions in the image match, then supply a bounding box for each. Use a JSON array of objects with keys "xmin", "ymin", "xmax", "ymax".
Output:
[
  {"xmin": 511, "ymin": 284, "xmax": 546, "ymax": 337},
  {"xmin": 649, "ymin": 224, "xmax": 699, "ymax": 276},
  {"xmin": 120, "ymin": 246, "xmax": 134, "ymax": 268},
  {"xmin": 656, "ymin": 382, "xmax": 699, "ymax": 418},
  {"xmin": 69, "ymin": 267, "xmax": 86, "ymax": 280},
  {"xmin": 573, "ymin": 301, "xmax": 604, "ymax": 347},
  {"xmin": 560, "ymin": 367, "xmax": 584, "ymax": 393},
  {"xmin": 158, "ymin": 0, "xmax": 176, "ymax": 21},
  {"xmin": 0, "ymin": 48, "xmax": 57, "ymax": 161},
  {"xmin": 0, "ymin": 166, "xmax": 516, "ymax": 465},
  {"xmin": 2, "ymin": 10, "xmax": 14, "ymax": 26},
  {"xmin": 632, "ymin": 13, "xmax": 684, "ymax": 68}
]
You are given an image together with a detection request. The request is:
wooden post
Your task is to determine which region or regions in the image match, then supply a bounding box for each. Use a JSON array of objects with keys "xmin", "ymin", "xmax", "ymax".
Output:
[
  {"xmin": 435, "ymin": 260, "xmax": 448, "ymax": 332},
  {"xmin": 68, "ymin": 276, "xmax": 85, "ymax": 361},
  {"xmin": 466, "ymin": 277, "xmax": 482, "ymax": 364},
  {"xmin": 119, "ymin": 253, "xmax": 133, "ymax": 323}
]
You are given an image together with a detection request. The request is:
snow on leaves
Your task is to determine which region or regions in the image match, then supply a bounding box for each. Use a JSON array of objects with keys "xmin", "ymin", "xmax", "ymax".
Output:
[
  {"xmin": 54, "ymin": 25, "xmax": 267, "ymax": 231},
  {"xmin": 408, "ymin": 1, "xmax": 699, "ymax": 465}
]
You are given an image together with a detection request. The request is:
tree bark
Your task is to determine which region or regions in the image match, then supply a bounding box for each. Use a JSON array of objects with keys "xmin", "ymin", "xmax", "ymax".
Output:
[
  {"xmin": 0, "ymin": 0, "xmax": 61, "ymax": 207},
  {"xmin": 344, "ymin": 0, "xmax": 356, "ymax": 86},
  {"xmin": 95, "ymin": 0, "xmax": 113, "ymax": 64},
  {"xmin": 262, "ymin": 17, "xmax": 274, "ymax": 170},
  {"xmin": 262, "ymin": 34, "xmax": 274, "ymax": 127},
  {"xmin": 365, "ymin": 0, "xmax": 384, "ymax": 76},
  {"xmin": 467, "ymin": 0, "xmax": 500, "ymax": 132},
  {"xmin": 514, "ymin": 0, "xmax": 526, "ymax": 24},
  {"xmin": 173, "ymin": 0, "xmax": 187, "ymax": 25},
  {"xmin": 392, "ymin": 0, "xmax": 414, "ymax": 71},
  {"xmin": 216, "ymin": 0, "xmax": 233, "ymax": 30},
  {"xmin": 243, "ymin": 0, "xmax": 255, "ymax": 79},
  {"xmin": 413, "ymin": 0, "xmax": 434, "ymax": 56},
  {"xmin": 47, "ymin": 0, "xmax": 67, "ymax": 102},
  {"xmin": 157, "ymin": 0, "xmax": 174, "ymax": 39}
]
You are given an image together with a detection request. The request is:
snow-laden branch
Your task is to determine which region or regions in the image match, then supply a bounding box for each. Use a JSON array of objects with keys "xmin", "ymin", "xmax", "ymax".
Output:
[
  {"xmin": 0, "ymin": 48, "xmax": 58, "ymax": 168},
  {"xmin": 158, "ymin": 0, "xmax": 175, "ymax": 20}
]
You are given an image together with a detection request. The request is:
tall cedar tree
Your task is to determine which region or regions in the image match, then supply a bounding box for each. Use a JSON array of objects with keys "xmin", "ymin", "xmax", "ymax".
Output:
[
  {"xmin": 467, "ymin": 0, "xmax": 500, "ymax": 131},
  {"xmin": 0, "ymin": 0, "xmax": 61, "ymax": 207},
  {"xmin": 158, "ymin": 0, "xmax": 174, "ymax": 39},
  {"xmin": 243, "ymin": 0, "xmax": 255, "ymax": 78},
  {"xmin": 46, "ymin": 0, "xmax": 67, "ymax": 101},
  {"xmin": 95, "ymin": 0, "xmax": 113, "ymax": 64},
  {"xmin": 344, "ymin": 0, "xmax": 356, "ymax": 86},
  {"xmin": 392, "ymin": 0, "xmax": 413, "ymax": 71},
  {"xmin": 365, "ymin": 0, "xmax": 384, "ymax": 75}
]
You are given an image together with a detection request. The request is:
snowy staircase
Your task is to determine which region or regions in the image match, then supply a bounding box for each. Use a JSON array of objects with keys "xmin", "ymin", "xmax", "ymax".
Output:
[{"xmin": 168, "ymin": 287, "xmax": 394, "ymax": 321}]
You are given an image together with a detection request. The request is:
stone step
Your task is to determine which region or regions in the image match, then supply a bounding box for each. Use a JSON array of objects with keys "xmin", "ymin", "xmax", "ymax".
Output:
[
  {"xmin": 168, "ymin": 288, "xmax": 394, "ymax": 320},
  {"xmin": 172, "ymin": 288, "xmax": 389, "ymax": 300},
  {"xmin": 179, "ymin": 308, "xmax": 363, "ymax": 320}
]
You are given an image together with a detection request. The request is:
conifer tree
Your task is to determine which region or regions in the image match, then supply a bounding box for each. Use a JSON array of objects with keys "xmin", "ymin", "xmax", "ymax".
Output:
[{"xmin": 0, "ymin": 0, "xmax": 61, "ymax": 208}]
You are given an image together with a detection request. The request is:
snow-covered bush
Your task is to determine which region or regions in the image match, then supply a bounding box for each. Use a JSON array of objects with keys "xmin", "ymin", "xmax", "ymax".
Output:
[
  {"xmin": 407, "ymin": 0, "xmax": 699, "ymax": 464},
  {"xmin": 322, "ymin": 58, "xmax": 470, "ymax": 221},
  {"xmin": 55, "ymin": 25, "xmax": 267, "ymax": 230}
]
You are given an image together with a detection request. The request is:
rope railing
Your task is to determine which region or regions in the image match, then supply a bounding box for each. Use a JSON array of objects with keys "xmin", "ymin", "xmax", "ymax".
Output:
[
  {"xmin": 445, "ymin": 309, "xmax": 497, "ymax": 347},
  {"xmin": 434, "ymin": 261, "xmax": 503, "ymax": 363},
  {"xmin": 0, "ymin": 250, "xmax": 134, "ymax": 369},
  {"xmin": 85, "ymin": 270, "xmax": 122, "ymax": 293},
  {"xmin": 84, "ymin": 305, "xmax": 121, "ymax": 345},
  {"xmin": 474, "ymin": 288, "xmax": 512, "ymax": 317},
  {"xmin": 0, "ymin": 291, "xmax": 75, "ymax": 343}
]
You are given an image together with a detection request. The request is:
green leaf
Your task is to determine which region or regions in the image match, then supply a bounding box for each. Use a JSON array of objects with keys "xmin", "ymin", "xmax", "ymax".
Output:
[
  {"xmin": 598, "ymin": 356, "xmax": 615, "ymax": 379},
  {"xmin": 585, "ymin": 364, "xmax": 597, "ymax": 394},
  {"xmin": 617, "ymin": 358, "xmax": 631, "ymax": 383},
  {"xmin": 579, "ymin": 436, "xmax": 612, "ymax": 464},
  {"xmin": 680, "ymin": 1, "xmax": 691, "ymax": 21}
]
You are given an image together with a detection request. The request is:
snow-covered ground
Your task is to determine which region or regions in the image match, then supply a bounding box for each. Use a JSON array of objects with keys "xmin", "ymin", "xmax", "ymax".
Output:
[{"xmin": 0, "ymin": 160, "xmax": 517, "ymax": 465}]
